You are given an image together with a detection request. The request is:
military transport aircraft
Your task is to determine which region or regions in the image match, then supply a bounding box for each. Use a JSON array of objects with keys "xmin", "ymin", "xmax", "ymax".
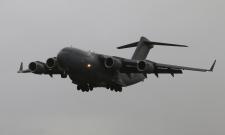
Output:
[{"xmin": 18, "ymin": 37, "xmax": 216, "ymax": 92}]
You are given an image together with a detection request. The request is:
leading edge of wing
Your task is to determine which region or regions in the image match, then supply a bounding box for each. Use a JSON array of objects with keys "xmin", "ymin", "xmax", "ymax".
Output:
[{"xmin": 154, "ymin": 60, "xmax": 216, "ymax": 72}]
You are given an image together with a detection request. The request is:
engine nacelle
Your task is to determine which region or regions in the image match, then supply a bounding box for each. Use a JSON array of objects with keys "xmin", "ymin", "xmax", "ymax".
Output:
[
  {"xmin": 46, "ymin": 57, "xmax": 67, "ymax": 78},
  {"xmin": 46, "ymin": 57, "xmax": 57, "ymax": 69},
  {"xmin": 137, "ymin": 60, "xmax": 155, "ymax": 73},
  {"xmin": 104, "ymin": 57, "xmax": 122, "ymax": 70},
  {"xmin": 29, "ymin": 61, "xmax": 47, "ymax": 74}
]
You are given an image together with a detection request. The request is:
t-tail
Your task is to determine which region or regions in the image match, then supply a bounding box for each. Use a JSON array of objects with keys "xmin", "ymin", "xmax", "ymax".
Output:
[{"xmin": 117, "ymin": 36, "xmax": 188, "ymax": 60}]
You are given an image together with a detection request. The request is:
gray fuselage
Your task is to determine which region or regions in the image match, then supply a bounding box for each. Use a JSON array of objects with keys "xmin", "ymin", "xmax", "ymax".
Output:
[{"xmin": 57, "ymin": 47, "xmax": 146, "ymax": 88}]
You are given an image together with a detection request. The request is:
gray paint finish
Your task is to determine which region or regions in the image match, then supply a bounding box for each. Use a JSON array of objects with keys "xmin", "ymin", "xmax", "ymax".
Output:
[
  {"xmin": 0, "ymin": 0, "xmax": 224, "ymax": 135},
  {"xmin": 18, "ymin": 38, "xmax": 214, "ymax": 91}
]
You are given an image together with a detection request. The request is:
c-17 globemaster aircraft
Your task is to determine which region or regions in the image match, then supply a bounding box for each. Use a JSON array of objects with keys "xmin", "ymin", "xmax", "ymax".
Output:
[{"xmin": 18, "ymin": 37, "xmax": 216, "ymax": 92}]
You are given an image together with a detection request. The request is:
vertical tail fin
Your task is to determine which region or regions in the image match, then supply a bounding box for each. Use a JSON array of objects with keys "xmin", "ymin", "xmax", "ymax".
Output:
[
  {"xmin": 131, "ymin": 37, "xmax": 153, "ymax": 60},
  {"xmin": 117, "ymin": 36, "xmax": 188, "ymax": 60}
]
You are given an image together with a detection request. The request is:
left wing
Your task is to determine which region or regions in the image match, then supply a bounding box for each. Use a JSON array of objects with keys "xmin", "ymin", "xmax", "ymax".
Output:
[
  {"xmin": 100, "ymin": 55, "xmax": 216, "ymax": 76},
  {"xmin": 150, "ymin": 60, "xmax": 216, "ymax": 77},
  {"xmin": 154, "ymin": 60, "xmax": 216, "ymax": 72}
]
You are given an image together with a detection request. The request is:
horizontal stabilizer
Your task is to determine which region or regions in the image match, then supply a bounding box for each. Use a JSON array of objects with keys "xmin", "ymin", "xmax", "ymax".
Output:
[
  {"xmin": 148, "ymin": 41, "xmax": 188, "ymax": 47},
  {"xmin": 118, "ymin": 37, "xmax": 188, "ymax": 49},
  {"xmin": 117, "ymin": 42, "xmax": 138, "ymax": 49}
]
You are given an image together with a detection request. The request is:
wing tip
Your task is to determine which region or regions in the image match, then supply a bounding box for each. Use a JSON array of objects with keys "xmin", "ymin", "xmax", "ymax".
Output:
[
  {"xmin": 17, "ymin": 62, "xmax": 23, "ymax": 73},
  {"xmin": 209, "ymin": 59, "xmax": 216, "ymax": 72},
  {"xmin": 182, "ymin": 45, "xmax": 189, "ymax": 47}
]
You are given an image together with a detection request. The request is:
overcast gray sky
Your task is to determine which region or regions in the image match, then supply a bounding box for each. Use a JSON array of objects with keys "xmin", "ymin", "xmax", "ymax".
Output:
[{"xmin": 0, "ymin": 0, "xmax": 224, "ymax": 135}]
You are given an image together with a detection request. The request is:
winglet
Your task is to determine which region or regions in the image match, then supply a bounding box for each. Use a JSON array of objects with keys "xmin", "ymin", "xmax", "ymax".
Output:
[
  {"xmin": 209, "ymin": 60, "xmax": 216, "ymax": 72},
  {"xmin": 17, "ymin": 62, "xmax": 23, "ymax": 73},
  {"xmin": 17, "ymin": 62, "xmax": 30, "ymax": 73}
]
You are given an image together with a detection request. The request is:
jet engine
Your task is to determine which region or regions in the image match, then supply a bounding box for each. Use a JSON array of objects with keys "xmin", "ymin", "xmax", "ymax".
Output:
[
  {"xmin": 46, "ymin": 57, "xmax": 67, "ymax": 78},
  {"xmin": 104, "ymin": 57, "xmax": 122, "ymax": 70},
  {"xmin": 137, "ymin": 60, "xmax": 155, "ymax": 73},
  {"xmin": 46, "ymin": 57, "xmax": 57, "ymax": 69},
  {"xmin": 29, "ymin": 61, "xmax": 47, "ymax": 74}
]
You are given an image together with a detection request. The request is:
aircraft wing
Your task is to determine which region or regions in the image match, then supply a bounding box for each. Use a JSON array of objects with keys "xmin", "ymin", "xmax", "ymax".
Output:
[
  {"xmin": 149, "ymin": 60, "xmax": 216, "ymax": 77},
  {"xmin": 154, "ymin": 60, "xmax": 216, "ymax": 72},
  {"xmin": 101, "ymin": 55, "xmax": 216, "ymax": 77},
  {"xmin": 17, "ymin": 62, "xmax": 31, "ymax": 73},
  {"xmin": 17, "ymin": 59, "xmax": 67, "ymax": 78}
]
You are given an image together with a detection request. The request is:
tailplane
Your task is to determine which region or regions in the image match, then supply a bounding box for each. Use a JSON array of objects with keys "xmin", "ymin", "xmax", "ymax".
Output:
[{"xmin": 117, "ymin": 37, "xmax": 188, "ymax": 60}]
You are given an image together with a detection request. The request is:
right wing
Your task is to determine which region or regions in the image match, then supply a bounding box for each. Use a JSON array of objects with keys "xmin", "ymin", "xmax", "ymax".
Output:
[
  {"xmin": 17, "ymin": 58, "xmax": 67, "ymax": 78},
  {"xmin": 17, "ymin": 62, "xmax": 31, "ymax": 73}
]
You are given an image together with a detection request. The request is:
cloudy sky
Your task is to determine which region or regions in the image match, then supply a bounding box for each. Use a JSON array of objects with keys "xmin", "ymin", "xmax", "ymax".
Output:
[{"xmin": 0, "ymin": 0, "xmax": 224, "ymax": 135}]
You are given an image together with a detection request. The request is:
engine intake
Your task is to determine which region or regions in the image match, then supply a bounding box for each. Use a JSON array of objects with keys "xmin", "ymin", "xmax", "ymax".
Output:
[
  {"xmin": 29, "ymin": 61, "xmax": 46, "ymax": 74},
  {"xmin": 104, "ymin": 57, "xmax": 122, "ymax": 70},
  {"xmin": 137, "ymin": 60, "xmax": 155, "ymax": 73},
  {"xmin": 46, "ymin": 57, "xmax": 57, "ymax": 69},
  {"xmin": 46, "ymin": 57, "xmax": 66, "ymax": 78}
]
